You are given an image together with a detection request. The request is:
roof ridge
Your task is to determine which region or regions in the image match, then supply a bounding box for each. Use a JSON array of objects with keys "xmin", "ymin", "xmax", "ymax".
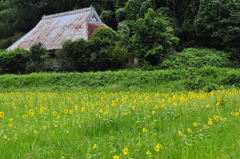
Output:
[{"xmin": 42, "ymin": 7, "xmax": 92, "ymax": 20}]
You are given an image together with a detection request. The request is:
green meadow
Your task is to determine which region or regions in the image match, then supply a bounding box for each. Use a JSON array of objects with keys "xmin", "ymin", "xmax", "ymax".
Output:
[{"xmin": 0, "ymin": 88, "xmax": 239, "ymax": 159}]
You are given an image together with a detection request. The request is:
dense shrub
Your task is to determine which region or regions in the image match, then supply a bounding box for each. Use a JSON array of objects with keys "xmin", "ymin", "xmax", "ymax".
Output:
[
  {"xmin": 57, "ymin": 39, "xmax": 92, "ymax": 72},
  {"xmin": 90, "ymin": 27, "xmax": 128, "ymax": 70},
  {"xmin": 0, "ymin": 49, "xmax": 29, "ymax": 74},
  {"xmin": 115, "ymin": 8, "xmax": 127, "ymax": 22},
  {"xmin": 183, "ymin": 67, "xmax": 224, "ymax": 91},
  {"xmin": 0, "ymin": 67, "xmax": 239, "ymax": 91},
  {"xmin": 161, "ymin": 48, "xmax": 230, "ymax": 69},
  {"xmin": 26, "ymin": 43, "xmax": 51, "ymax": 73},
  {"xmin": 222, "ymin": 71, "xmax": 240, "ymax": 87},
  {"xmin": 57, "ymin": 27, "xmax": 128, "ymax": 72}
]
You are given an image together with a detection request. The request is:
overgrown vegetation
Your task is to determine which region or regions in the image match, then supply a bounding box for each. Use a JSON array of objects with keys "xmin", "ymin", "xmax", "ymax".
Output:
[
  {"xmin": 161, "ymin": 48, "xmax": 230, "ymax": 69},
  {"xmin": 0, "ymin": 0, "xmax": 239, "ymax": 72},
  {"xmin": 0, "ymin": 49, "xmax": 29, "ymax": 74},
  {"xmin": 0, "ymin": 67, "xmax": 239, "ymax": 92},
  {"xmin": 57, "ymin": 27, "xmax": 128, "ymax": 72}
]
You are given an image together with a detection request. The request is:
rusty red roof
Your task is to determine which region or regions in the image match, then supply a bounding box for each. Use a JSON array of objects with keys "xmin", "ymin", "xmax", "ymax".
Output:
[{"xmin": 7, "ymin": 7, "xmax": 106, "ymax": 50}]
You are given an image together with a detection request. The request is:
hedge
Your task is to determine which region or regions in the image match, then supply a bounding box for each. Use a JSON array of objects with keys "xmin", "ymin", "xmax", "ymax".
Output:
[{"xmin": 0, "ymin": 67, "xmax": 239, "ymax": 91}]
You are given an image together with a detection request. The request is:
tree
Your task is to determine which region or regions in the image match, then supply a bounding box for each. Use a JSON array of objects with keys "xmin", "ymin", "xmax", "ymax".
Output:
[
  {"xmin": 27, "ymin": 43, "xmax": 50, "ymax": 72},
  {"xmin": 0, "ymin": 49, "xmax": 29, "ymax": 74},
  {"xmin": 57, "ymin": 28, "xmax": 128, "ymax": 72},
  {"xmin": 124, "ymin": 0, "xmax": 153, "ymax": 20},
  {"xmin": 114, "ymin": 0, "xmax": 128, "ymax": 8},
  {"xmin": 57, "ymin": 39, "xmax": 91, "ymax": 72},
  {"xmin": 195, "ymin": 0, "xmax": 240, "ymax": 59},
  {"xmin": 90, "ymin": 27, "xmax": 128, "ymax": 70},
  {"xmin": 129, "ymin": 8, "xmax": 179, "ymax": 65},
  {"xmin": 100, "ymin": 10, "xmax": 117, "ymax": 29}
]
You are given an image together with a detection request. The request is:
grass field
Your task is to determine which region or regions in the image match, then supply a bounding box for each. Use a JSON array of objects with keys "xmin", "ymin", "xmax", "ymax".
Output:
[{"xmin": 0, "ymin": 89, "xmax": 240, "ymax": 159}]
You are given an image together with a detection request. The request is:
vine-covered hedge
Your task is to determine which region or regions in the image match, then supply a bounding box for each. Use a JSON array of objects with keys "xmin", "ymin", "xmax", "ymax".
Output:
[{"xmin": 0, "ymin": 67, "xmax": 239, "ymax": 91}]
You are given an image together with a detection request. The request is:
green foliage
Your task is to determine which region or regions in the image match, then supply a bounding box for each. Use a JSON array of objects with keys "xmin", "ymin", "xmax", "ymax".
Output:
[
  {"xmin": 90, "ymin": 27, "xmax": 128, "ymax": 70},
  {"xmin": 183, "ymin": 67, "xmax": 223, "ymax": 91},
  {"xmin": 57, "ymin": 39, "xmax": 91, "ymax": 72},
  {"xmin": 115, "ymin": 8, "xmax": 126, "ymax": 22},
  {"xmin": 114, "ymin": 0, "xmax": 128, "ymax": 8},
  {"xmin": 58, "ymin": 27, "xmax": 128, "ymax": 71},
  {"xmin": 91, "ymin": 27, "xmax": 120, "ymax": 46},
  {"xmin": 27, "ymin": 43, "xmax": 51, "ymax": 72},
  {"xmin": 130, "ymin": 8, "xmax": 179, "ymax": 65},
  {"xmin": 222, "ymin": 71, "xmax": 240, "ymax": 87},
  {"xmin": 117, "ymin": 20, "xmax": 136, "ymax": 47},
  {"xmin": 194, "ymin": 0, "xmax": 240, "ymax": 58},
  {"xmin": 161, "ymin": 48, "xmax": 230, "ymax": 69},
  {"xmin": 0, "ymin": 67, "xmax": 239, "ymax": 91},
  {"xmin": 0, "ymin": 68, "xmax": 187, "ymax": 89},
  {"xmin": 0, "ymin": 49, "xmax": 29, "ymax": 74},
  {"xmin": 0, "ymin": 0, "xmax": 239, "ymax": 69},
  {"xmin": 100, "ymin": 10, "xmax": 116, "ymax": 29},
  {"xmin": 124, "ymin": 0, "xmax": 153, "ymax": 20}
]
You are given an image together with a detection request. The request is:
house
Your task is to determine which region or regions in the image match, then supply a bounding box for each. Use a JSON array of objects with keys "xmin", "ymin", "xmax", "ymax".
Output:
[{"xmin": 7, "ymin": 6, "xmax": 107, "ymax": 51}]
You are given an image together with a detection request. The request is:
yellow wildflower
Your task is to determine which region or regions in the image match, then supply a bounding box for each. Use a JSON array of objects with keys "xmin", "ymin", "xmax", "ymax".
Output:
[
  {"xmin": 40, "ymin": 106, "xmax": 45, "ymax": 111},
  {"xmin": 208, "ymin": 120, "xmax": 213, "ymax": 126},
  {"xmin": 75, "ymin": 105, "xmax": 79, "ymax": 110},
  {"xmin": 0, "ymin": 112, "xmax": 4, "ymax": 118},
  {"xmin": 93, "ymin": 144, "xmax": 97, "ymax": 149},
  {"xmin": 52, "ymin": 111, "xmax": 57, "ymax": 116},
  {"xmin": 154, "ymin": 105, "xmax": 159, "ymax": 109},
  {"xmin": 215, "ymin": 102, "xmax": 220, "ymax": 107},
  {"xmin": 213, "ymin": 115, "xmax": 219, "ymax": 121},
  {"xmin": 69, "ymin": 110, "xmax": 74, "ymax": 114},
  {"xmin": 206, "ymin": 104, "xmax": 211, "ymax": 108},
  {"xmin": 177, "ymin": 130, "xmax": 182, "ymax": 136},
  {"xmin": 142, "ymin": 128, "xmax": 149, "ymax": 133},
  {"xmin": 193, "ymin": 122, "xmax": 198, "ymax": 127},
  {"xmin": 152, "ymin": 110, "xmax": 156, "ymax": 115},
  {"xmin": 123, "ymin": 148, "xmax": 128, "ymax": 155},
  {"xmin": 28, "ymin": 110, "xmax": 34, "ymax": 116},
  {"xmin": 187, "ymin": 128, "xmax": 192, "ymax": 133},
  {"xmin": 113, "ymin": 155, "xmax": 120, "ymax": 159},
  {"xmin": 154, "ymin": 143, "xmax": 162, "ymax": 152},
  {"xmin": 8, "ymin": 124, "xmax": 13, "ymax": 127},
  {"xmin": 22, "ymin": 115, "xmax": 28, "ymax": 119},
  {"xmin": 235, "ymin": 112, "xmax": 239, "ymax": 117},
  {"xmin": 81, "ymin": 107, "xmax": 85, "ymax": 112},
  {"xmin": 146, "ymin": 151, "xmax": 151, "ymax": 155}
]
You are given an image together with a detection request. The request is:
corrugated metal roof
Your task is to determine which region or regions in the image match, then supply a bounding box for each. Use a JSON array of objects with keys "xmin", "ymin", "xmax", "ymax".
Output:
[{"xmin": 7, "ymin": 7, "xmax": 106, "ymax": 50}]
